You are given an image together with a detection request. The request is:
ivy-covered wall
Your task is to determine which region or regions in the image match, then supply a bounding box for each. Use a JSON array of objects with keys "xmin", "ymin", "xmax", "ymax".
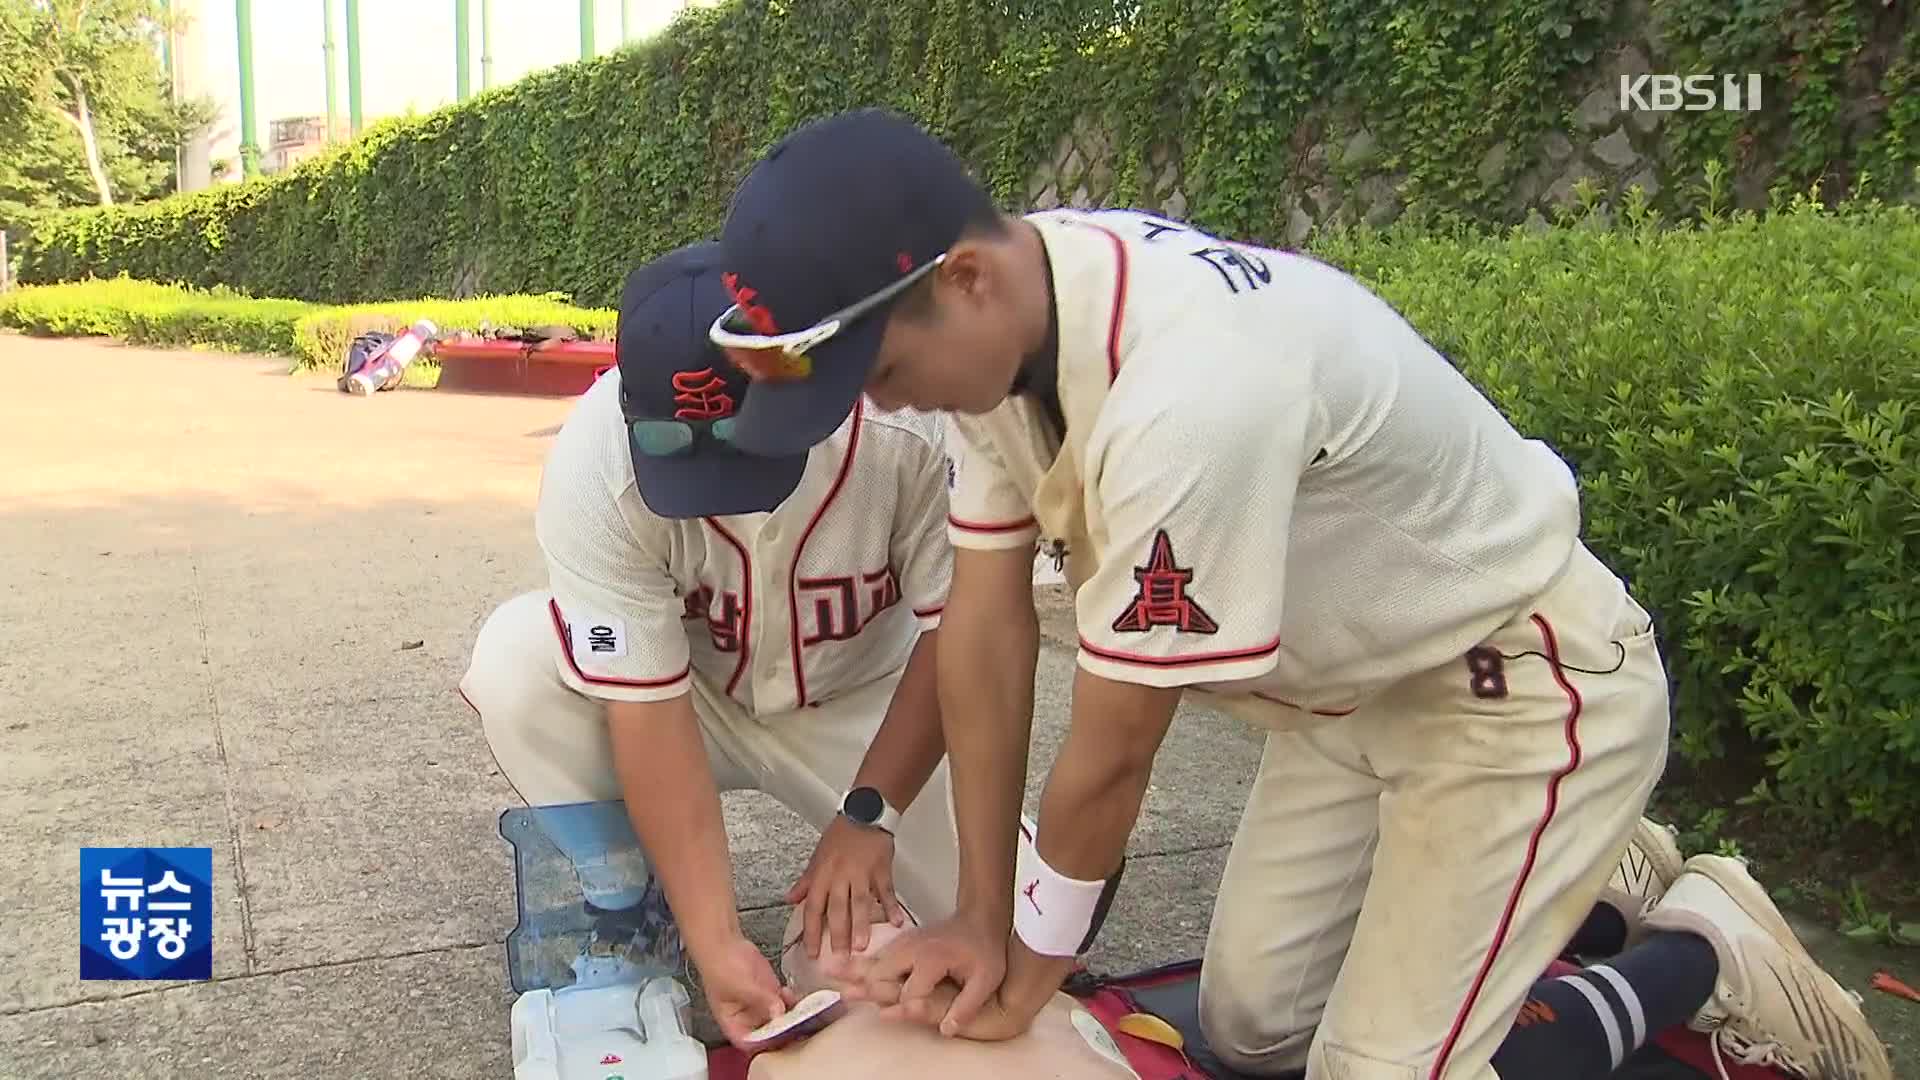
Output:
[
  {"xmin": 15, "ymin": 0, "xmax": 1917, "ymax": 306},
  {"xmin": 1025, "ymin": 0, "xmax": 1919, "ymax": 238}
]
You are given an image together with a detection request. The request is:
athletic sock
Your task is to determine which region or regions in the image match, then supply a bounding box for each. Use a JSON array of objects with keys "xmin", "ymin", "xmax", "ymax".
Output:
[
  {"xmin": 1488, "ymin": 931, "xmax": 1720, "ymax": 1080},
  {"xmin": 1564, "ymin": 902, "xmax": 1630, "ymax": 958}
]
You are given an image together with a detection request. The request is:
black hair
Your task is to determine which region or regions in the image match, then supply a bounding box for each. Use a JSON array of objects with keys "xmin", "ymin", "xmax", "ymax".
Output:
[{"xmin": 892, "ymin": 204, "xmax": 1011, "ymax": 324}]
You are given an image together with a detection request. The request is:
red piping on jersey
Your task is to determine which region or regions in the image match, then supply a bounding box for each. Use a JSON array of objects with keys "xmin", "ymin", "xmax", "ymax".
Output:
[
  {"xmin": 948, "ymin": 514, "xmax": 1038, "ymax": 533},
  {"xmin": 788, "ymin": 399, "xmax": 864, "ymax": 708},
  {"xmin": 1428, "ymin": 613, "xmax": 1585, "ymax": 1080},
  {"xmin": 1080, "ymin": 222, "xmax": 1130, "ymax": 382},
  {"xmin": 701, "ymin": 520, "xmax": 753, "ymax": 698},
  {"xmin": 1249, "ymin": 691, "xmax": 1357, "ymax": 718},
  {"xmin": 913, "ymin": 604, "xmax": 945, "ymax": 619},
  {"xmin": 1078, "ymin": 635, "xmax": 1282, "ymax": 668},
  {"xmin": 546, "ymin": 598, "xmax": 692, "ymax": 689}
]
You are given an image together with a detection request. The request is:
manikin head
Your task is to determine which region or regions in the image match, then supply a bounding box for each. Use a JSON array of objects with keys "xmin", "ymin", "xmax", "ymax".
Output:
[{"xmin": 777, "ymin": 905, "xmax": 914, "ymax": 995}]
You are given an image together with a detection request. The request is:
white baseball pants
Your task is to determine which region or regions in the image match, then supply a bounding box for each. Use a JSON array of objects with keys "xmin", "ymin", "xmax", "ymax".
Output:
[
  {"xmin": 1198, "ymin": 542, "xmax": 1672, "ymax": 1080},
  {"xmin": 459, "ymin": 590, "xmax": 962, "ymax": 925}
]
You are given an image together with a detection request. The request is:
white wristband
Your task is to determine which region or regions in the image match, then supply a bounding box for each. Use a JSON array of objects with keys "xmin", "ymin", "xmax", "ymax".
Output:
[{"xmin": 1011, "ymin": 831, "xmax": 1114, "ymax": 958}]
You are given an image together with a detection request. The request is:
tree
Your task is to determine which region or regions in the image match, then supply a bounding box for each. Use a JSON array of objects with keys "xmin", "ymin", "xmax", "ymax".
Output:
[{"xmin": 0, "ymin": 0, "xmax": 210, "ymax": 222}]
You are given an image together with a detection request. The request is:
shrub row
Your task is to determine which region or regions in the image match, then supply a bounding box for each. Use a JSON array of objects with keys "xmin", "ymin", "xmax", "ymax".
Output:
[
  {"xmin": 0, "ymin": 278, "xmax": 615, "ymax": 371},
  {"xmin": 0, "ymin": 278, "xmax": 315, "ymax": 356},
  {"xmin": 7, "ymin": 198, "xmax": 1917, "ymax": 835}
]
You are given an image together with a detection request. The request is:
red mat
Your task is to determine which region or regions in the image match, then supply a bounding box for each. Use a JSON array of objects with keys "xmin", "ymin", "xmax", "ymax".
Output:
[{"xmin": 707, "ymin": 958, "xmax": 1784, "ymax": 1080}]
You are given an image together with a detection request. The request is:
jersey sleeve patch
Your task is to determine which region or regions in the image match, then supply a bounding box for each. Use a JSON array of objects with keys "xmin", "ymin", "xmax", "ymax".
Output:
[
  {"xmin": 1077, "ymin": 525, "xmax": 1282, "ymax": 685},
  {"xmin": 548, "ymin": 596, "xmax": 692, "ymax": 701},
  {"xmin": 1072, "ymin": 340, "xmax": 1318, "ymax": 689},
  {"xmin": 566, "ymin": 612, "xmax": 629, "ymax": 659},
  {"xmin": 1075, "ymin": 525, "xmax": 1284, "ymax": 686},
  {"xmin": 1107, "ymin": 529, "xmax": 1219, "ymax": 635}
]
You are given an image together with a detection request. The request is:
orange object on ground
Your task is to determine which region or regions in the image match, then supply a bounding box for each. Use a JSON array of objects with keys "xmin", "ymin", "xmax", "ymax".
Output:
[
  {"xmin": 431, "ymin": 335, "xmax": 615, "ymax": 397},
  {"xmin": 1873, "ymin": 970, "xmax": 1920, "ymax": 1004}
]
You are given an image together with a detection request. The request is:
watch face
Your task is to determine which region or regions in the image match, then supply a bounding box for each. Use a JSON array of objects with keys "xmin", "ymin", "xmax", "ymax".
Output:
[{"xmin": 844, "ymin": 787, "xmax": 884, "ymax": 823}]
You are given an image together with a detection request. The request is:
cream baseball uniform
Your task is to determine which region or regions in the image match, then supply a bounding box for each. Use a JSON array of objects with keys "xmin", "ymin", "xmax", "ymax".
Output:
[
  {"xmin": 946, "ymin": 209, "xmax": 1671, "ymax": 1079},
  {"xmin": 461, "ymin": 367, "xmax": 962, "ymax": 923}
]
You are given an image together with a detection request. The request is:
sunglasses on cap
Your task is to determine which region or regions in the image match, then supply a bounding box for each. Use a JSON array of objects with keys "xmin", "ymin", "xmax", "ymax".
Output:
[
  {"xmin": 706, "ymin": 253, "xmax": 947, "ymax": 382},
  {"xmin": 628, "ymin": 416, "xmax": 746, "ymax": 457}
]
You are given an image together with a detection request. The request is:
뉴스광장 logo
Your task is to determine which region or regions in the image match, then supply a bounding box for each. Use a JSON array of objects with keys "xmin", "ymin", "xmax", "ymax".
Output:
[{"xmin": 80, "ymin": 847, "xmax": 213, "ymax": 981}]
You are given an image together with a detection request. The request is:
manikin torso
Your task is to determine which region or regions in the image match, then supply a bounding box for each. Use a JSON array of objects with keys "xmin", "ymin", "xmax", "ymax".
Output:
[{"xmin": 749, "ymin": 909, "xmax": 1143, "ymax": 1079}]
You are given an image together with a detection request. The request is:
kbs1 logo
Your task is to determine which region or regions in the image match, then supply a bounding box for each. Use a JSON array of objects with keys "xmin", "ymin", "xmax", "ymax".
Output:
[
  {"xmin": 1620, "ymin": 74, "xmax": 1764, "ymax": 113},
  {"xmin": 80, "ymin": 846, "xmax": 214, "ymax": 981}
]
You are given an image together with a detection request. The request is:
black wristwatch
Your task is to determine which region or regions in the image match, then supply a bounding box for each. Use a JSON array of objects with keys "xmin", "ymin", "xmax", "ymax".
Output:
[{"xmin": 839, "ymin": 786, "xmax": 901, "ymax": 835}]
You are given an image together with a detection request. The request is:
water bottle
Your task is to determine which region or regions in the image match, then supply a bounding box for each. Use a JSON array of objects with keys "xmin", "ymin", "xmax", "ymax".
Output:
[{"xmin": 345, "ymin": 318, "xmax": 437, "ymax": 395}]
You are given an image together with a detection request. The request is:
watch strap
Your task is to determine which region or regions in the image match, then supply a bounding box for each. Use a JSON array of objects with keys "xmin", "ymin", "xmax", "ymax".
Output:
[{"xmin": 841, "ymin": 788, "xmax": 901, "ymax": 834}]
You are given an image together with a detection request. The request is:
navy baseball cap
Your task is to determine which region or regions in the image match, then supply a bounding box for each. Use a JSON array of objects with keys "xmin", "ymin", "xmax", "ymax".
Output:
[
  {"xmin": 616, "ymin": 242, "xmax": 808, "ymax": 518},
  {"xmin": 709, "ymin": 108, "xmax": 997, "ymax": 456}
]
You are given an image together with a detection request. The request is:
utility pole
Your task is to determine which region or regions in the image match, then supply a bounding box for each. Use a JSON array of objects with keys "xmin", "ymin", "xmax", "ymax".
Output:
[
  {"xmin": 235, "ymin": 0, "xmax": 259, "ymax": 176},
  {"xmin": 480, "ymin": 0, "xmax": 493, "ymax": 90},
  {"xmin": 579, "ymin": 0, "xmax": 594, "ymax": 59},
  {"xmin": 454, "ymin": 0, "xmax": 470, "ymax": 101},
  {"xmin": 345, "ymin": 0, "xmax": 363, "ymax": 135},
  {"xmin": 323, "ymin": 0, "xmax": 338, "ymax": 142},
  {"xmin": 621, "ymin": 0, "xmax": 631, "ymax": 43},
  {"xmin": 161, "ymin": 0, "xmax": 180, "ymax": 188},
  {"xmin": 160, "ymin": 0, "xmax": 174, "ymax": 85}
]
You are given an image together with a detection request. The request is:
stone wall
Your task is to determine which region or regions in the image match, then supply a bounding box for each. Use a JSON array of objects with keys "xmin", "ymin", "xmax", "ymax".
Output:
[{"xmin": 1022, "ymin": 7, "xmax": 1914, "ymax": 239}]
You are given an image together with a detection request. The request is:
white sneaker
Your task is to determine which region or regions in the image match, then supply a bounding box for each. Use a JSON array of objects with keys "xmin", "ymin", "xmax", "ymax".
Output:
[
  {"xmin": 1642, "ymin": 854, "xmax": 1893, "ymax": 1080},
  {"xmin": 1601, "ymin": 816, "xmax": 1686, "ymax": 947}
]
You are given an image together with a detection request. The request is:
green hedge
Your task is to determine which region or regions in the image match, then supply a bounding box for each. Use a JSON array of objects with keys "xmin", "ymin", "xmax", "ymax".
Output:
[
  {"xmin": 8, "ymin": 200, "xmax": 1919, "ymax": 835},
  {"xmin": 14, "ymin": 0, "xmax": 1917, "ymax": 308},
  {"xmin": 0, "ymin": 277, "xmax": 615, "ymax": 370},
  {"xmin": 1316, "ymin": 193, "xmax": 1920, "ymax": 835},
  {"xmin": 0, "ymin": 278, "xmax": 316, "ymax": 355}
]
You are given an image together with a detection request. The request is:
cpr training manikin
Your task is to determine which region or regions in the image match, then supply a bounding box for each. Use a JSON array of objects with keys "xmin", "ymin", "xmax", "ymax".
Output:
[{"xmin": 749, "ymin": 906, "xmax": 1145, "ymax": 1079}]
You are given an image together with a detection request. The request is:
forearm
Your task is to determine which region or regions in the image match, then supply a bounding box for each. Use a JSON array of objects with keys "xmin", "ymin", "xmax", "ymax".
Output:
[
  {"xmin": 1004, "ymin": 667, "xmax": 1182, "ymax": 1008},
  {"xmin": 850, "ymin": 629, "xmax": 947, "ymax": 810},
  {"xmin": 1036, "ymin": 684, "xmax": 1152, "ymax": 880},
  {"xmin": 940, "ymin": 551, "xmax": 1041, "ymax": 927},
  {"xmin": 606, "ymin": 696, "xmax": 740, "ymax": 953}
]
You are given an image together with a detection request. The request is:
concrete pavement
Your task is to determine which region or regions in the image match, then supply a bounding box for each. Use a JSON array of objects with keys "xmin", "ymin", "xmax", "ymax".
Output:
[
  {"xmin": 0, "ymin": 336, "xmax": 1263, "ymax": 1078},
  {"xmin": 1, "ymin": 335, "xmax": 1911, "ymax": 1077}
]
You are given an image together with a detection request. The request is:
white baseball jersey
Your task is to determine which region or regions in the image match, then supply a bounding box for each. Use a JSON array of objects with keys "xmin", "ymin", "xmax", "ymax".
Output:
[
  {"xmin": 535, "ymin": 369, "xmax": 951, "ymax": 716},
  {"xmin": 946, "ymin": 208, "xmax": 1583, "ymax": 713}
]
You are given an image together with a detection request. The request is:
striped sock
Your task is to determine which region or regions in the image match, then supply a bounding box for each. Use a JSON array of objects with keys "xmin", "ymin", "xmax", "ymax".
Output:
[
  {"xmin": 1564, "ymin": 901, "xmax": 1629, "ymax": 958},
  {"xmin": 1490, "ymin": 932, "xmax": 1719, "ymax": 1079}
]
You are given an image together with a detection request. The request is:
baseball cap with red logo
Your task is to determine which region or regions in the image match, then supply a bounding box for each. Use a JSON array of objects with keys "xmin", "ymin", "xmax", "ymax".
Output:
[
  {"xmin": 616, "ymin": 242, "xmax": 809, "ymax": 518},
  {"xmin": 708, "ymin": 108, "xmax": 996, "ymax": 456}
]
